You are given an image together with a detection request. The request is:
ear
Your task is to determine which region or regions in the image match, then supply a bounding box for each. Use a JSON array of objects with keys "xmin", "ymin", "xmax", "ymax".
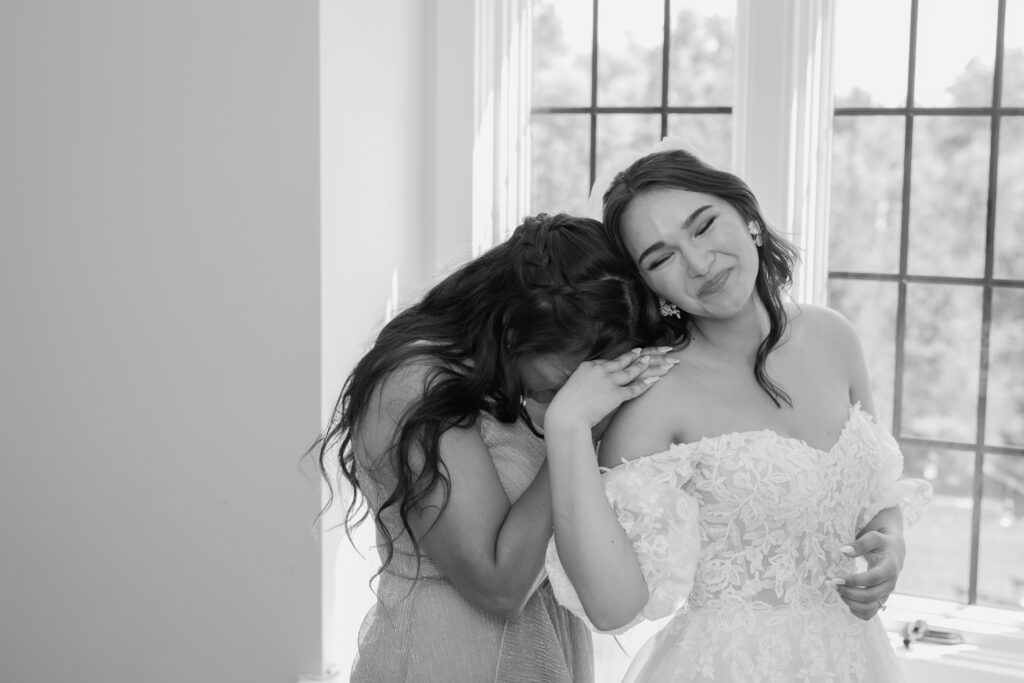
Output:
[{"xmin": 747, "ymin": 221, "xmax": 764, "ymax": 247}]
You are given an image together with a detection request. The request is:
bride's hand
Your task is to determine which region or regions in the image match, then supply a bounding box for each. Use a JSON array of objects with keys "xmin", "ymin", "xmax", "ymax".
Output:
[
  {"xmin": 833, "ymin": 529, "xmax": 905, "ymax": 621},
  {"xmin": 545, "ymin": 346, "xmax": 676, "ymax": 431}
]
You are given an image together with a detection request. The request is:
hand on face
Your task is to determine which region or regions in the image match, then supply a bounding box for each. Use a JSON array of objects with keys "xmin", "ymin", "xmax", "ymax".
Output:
[{"xmin": 543, "ymin": 346, "xmax": 677, "ymax": 432}]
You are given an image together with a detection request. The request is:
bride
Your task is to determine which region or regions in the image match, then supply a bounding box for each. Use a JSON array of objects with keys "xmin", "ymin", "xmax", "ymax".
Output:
[{"xmin": 539, "ymin": 148, "xmax": 931, "ymax": 682}]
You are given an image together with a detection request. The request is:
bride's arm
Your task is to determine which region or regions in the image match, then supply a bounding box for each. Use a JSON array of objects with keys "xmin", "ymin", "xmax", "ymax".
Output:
[
  {"xmin": 828, "ymin": 307, "xmax": 908, "ymax": 620},
  {"xmin": 838, "ymin": 507, "xmax": 906, "ymax": 620}
]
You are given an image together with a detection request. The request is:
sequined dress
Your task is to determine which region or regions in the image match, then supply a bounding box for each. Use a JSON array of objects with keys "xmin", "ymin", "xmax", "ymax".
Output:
[
  {"xmin": 546, "ymin": 404, "xmax": 931, "ymax": 682},
  {"xmin": 352, "ymin": 414, "xmax": 593, "ymax": 683}
]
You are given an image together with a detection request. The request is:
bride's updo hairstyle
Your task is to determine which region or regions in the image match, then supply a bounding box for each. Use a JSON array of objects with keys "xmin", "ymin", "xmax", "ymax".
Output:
[
  {"xmin": 317, "ymin": 213, "xmax": 664, "ymax": 577},
  {"xmin": 602, "ymin": 148, "xmax": 800, "ymax": 408}
]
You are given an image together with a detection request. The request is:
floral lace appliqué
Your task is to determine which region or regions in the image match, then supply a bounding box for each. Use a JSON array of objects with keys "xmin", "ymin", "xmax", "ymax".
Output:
[{"xmin": 546, "ymin": 404, "xmax": 932, "ymax": 682}]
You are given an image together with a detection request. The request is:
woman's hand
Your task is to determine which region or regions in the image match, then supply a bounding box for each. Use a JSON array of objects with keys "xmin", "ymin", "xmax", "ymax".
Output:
[
  {"xmin": 545, "ymin": 346, "xmax": 676, "ymax": 431},
  {"xmin": 833, "ymin": 529, "xmax": 906, "ymax": 621}
]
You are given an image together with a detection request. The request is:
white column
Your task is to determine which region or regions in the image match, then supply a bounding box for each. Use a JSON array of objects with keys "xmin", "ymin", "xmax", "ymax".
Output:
[
  {"xmin": 319, "ymin": 0, "xmax": 434, "ymax": 678},
  {"xmin": 733, "ymin": 0, "xmax": 835, "ymax": 304},
  {"xmin": 318, "ymin": 1, "xmax": 521, "ymax": 678},
  {"xmin": 475, "ymin": 0, "xmax": 532, "ymax": 248}
]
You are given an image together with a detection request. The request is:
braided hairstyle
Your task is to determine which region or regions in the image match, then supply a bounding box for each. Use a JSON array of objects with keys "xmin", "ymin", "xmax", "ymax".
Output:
[
  {"xmin": 316, "ymin": 213, "xmax": 665, "ymax": 578},
  {"xmin": 602, "ymin": 149, "xmax": 800, "ymax": 407}
]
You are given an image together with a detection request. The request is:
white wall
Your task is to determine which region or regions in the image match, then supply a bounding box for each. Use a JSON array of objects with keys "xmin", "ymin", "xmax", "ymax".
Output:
[
  {"xmin": 0, "ymin": 2, "xmax": 323, "ymax": 681},
  {"xmin": 319, "ymin": 0, "xmax": 481, "ymax": 675},
  {"xmin": 319, "ymin": 0, "xmax": 433, "ymax": 675}
]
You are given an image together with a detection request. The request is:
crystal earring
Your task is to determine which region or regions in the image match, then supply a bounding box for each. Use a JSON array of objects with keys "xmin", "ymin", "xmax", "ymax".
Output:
[
  {"xmin": 659, "ymin": 297, "xmax": 682, "ymax": 318},
  {"xmin": 748, "ymin": 221, "xmax": 764, "ymax": 247}
]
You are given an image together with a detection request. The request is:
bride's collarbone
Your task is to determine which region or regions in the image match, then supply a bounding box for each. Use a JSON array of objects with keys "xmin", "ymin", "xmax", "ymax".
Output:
[
  {"xmin": 673, "ymin": 400, "xmax": 852, "ymax": 453},
  {"xmin": 663, "ymin": 365, "xmax": 852, "ymax": 449}
]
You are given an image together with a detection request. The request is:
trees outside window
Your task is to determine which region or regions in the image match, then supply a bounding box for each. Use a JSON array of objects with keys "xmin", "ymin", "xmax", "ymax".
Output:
[
  {"xmin": 829, "ymin": 0, "xmax": 1024, "ymax": 610},
  {"xmin": 530, "ymin": 0, "xmax": 1024, "ymax": 614}
]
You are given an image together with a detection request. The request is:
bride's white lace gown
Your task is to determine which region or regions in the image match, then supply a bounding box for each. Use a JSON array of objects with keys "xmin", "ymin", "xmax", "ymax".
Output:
[{"xmin": 547, "ymin": 404, "xmax": 932, "ymax": 682}]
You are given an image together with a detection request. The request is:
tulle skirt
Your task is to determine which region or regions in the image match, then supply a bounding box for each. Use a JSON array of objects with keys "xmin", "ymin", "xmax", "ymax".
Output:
[{"xmin": 623, "ymin": 602, "xmax": 903, "ymax": 683}]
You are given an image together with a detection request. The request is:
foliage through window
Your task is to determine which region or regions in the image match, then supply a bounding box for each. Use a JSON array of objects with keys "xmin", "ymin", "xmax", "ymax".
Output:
[
  {"xmin": 530, "ymin": 0, "xmax": 1024, "ymax": 615},
  {"xmin": 828, "ymin": 0, "xmax": 1024, "ymax": 610},
  {"xmin": 530, "ymin": 0, "xmax": 735, "ymax": 218},
  {"xmin": 529, "ymin": 3, "xmax": 738, "ymax": 678}
]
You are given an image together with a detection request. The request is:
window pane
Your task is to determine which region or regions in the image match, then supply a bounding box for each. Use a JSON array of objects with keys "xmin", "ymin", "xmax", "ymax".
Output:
[
  {"xmin": 1004, "ymin": 0, "xmax": 1024, "ymax": 106},
  {"xmin": 596, "ymin": 0, "xmax": 663, "ymax": 107},
  {"xmin": 833, "ymin": 0, "xmax": 911, "ymax": 107},
  {"xmin": 826, "ymin": 279, "xmax": 897, "ymax": 431},
  {"xmin": 595, "ymin": 114, "xmax": 661, "ymax": 186},
  {"xmin": 986, "ymin": 288, "xmax": 1024, "ymax": 448},
  {"xmin": 914, "ymin": 0, "xmax": 998, "ymax": 107},
  {"xmin": 900, "ymin": 445, "xmax": 973, "ymax": 602},
  {"xmin": 531, "ymin": 0, "xmax": 593, "ymax": 108},
  {"xmin": 978, "ymin": 453, "xmax": 1024, "ymax": 609},
  {"xmin": 908, "ymin": 117, "xmax": 990, "ymax": 278},
  {"xmin": 902, "ymin": 284, "xmax": 981, "ymax": 443},
  {"xmin": 530, "ymin": 114, "xmax": 590, "ymax": 215},
  {"xmin": 667, "ymin": 0, "xmax": 735, "ymax": 107},
  {"xmin": 666, "ymin": 113, "xmax": 731, "ymax": 170},
  {"xmin": 995, "ymin": 117, "xmax": 1024, "ymax": 279},
  {"xmin": 830, "ymin": 116, "xmax": 904, "ymax": 273}
]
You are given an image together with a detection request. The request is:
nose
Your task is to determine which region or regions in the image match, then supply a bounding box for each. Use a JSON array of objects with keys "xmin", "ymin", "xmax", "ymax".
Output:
[{"xmin": 682, "ymin": 247, "xmax": 714, "ymax": 278}]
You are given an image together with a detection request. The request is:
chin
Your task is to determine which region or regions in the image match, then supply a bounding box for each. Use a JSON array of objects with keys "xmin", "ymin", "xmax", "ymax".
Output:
[{"xmin": 703, "ymin": 297, "xmax": 752, "ymax": 319}]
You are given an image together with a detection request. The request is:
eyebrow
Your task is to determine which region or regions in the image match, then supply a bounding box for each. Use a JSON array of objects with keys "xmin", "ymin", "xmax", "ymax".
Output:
[{"xmin": 636, "ymin": 204, "xmax": 713, "ymax": 267}]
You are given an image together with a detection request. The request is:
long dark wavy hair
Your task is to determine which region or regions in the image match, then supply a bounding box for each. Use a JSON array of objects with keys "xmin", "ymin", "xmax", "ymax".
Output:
[
  {"xmin": 316, "ymin": 213, "xmax": 665, "ymax": 578},
  {"xmin": 602, "ymin": 148, "xmax": 800, "ymax": 407}
]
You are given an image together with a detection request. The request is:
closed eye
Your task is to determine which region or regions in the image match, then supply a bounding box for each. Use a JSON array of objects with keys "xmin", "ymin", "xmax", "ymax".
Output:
[
  {"xmin": 696, "ymin": 216, "xmax": 716, "ymax": 236},
  {"xmin": 647, "ymin": 253, "xmax": 673, "ymax": 271}
]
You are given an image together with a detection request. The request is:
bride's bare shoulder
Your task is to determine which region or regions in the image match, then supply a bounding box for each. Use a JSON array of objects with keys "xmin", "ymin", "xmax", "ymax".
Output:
[
  {"xmin": 787, "ymin": 303, "xmax": 863, "ymax": 353},
  {"xmin": 597, "ymin": 364, "xmax": 683, "ymax": 468}
]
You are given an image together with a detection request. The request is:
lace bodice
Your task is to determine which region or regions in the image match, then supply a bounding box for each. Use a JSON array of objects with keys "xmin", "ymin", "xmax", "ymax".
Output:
[{"xmin": 546, "ymin": 404, "xmax": 932, "ymax": 682}]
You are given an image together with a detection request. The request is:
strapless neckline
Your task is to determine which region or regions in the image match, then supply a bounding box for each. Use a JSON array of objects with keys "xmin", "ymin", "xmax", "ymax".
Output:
[
  {"xmin": 687, "ymin": 401, "xmax": 866, "ymax": 457},
  {"xmin": 610, "ymin": 403, "xmax": 871, "ymax": 472}
]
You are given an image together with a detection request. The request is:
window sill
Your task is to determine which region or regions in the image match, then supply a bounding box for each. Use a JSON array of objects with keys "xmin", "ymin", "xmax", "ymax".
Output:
[{"xmin": 882, "ymin": 594, "xmax": 1024, "ymax": 682}]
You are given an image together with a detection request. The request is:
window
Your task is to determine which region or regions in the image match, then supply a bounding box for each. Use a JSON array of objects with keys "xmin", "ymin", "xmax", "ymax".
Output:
[
  {"xmin": 828, "ymin": 0, "xmax": 1024, "ymax": 610},
  {"xmin": 529, "ymin": 4, "xmax": 738, "ymax": 676},
  {"xmin": 529, "ymin": 0, "xmax": 736, "ymax": 218},
  {"xmin": 528, "ymin": 0, "xmax": 1024, "ymax": 615}
]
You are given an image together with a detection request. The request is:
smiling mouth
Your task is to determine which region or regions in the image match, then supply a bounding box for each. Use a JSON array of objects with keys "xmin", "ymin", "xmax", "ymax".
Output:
[{"xmin": 698, "ymin": 269, "xmax": 731, "ymax": 297}]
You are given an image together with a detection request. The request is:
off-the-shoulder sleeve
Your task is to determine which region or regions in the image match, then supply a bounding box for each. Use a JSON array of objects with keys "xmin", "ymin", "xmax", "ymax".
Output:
[
  {"xmin": 545, "ymin": 451, "xmax": 701, "ymax": 634},
  {"xmin": 857, "ymin": 415, "xmax": 933, "ymax": 530}
]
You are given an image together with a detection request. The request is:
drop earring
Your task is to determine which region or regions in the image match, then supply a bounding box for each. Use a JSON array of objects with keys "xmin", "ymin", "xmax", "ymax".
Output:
[
  {"xmin": 748, "ymin": 221, "xmax": 764, "ymax": 247},
  {"xmin": 659, "ymin": 297, "xmax": 681, "ymax": 318}
]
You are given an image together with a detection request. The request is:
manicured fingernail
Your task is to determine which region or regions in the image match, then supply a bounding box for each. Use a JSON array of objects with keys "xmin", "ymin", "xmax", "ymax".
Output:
[
  {"xmin": 657, "ymin": 346, "xmax": 674, "ymax": 352},
  {"xmin": 643, "ymin": 376, "xmax": 659, "ymax": 385},
  {"xmin": 631, "ymin": 347, "xmax": 642, "ymax": 354},
  {"xmin": 828, "ymin": 578, "xmax": 846, "ymax": 585},
  {"xmin": 840, "ymin": 545, "xmax": 855, "ymax": 555},
  {"xmin": 666, "ymin": 359, "xmax": 681, "ymax": 365}
]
